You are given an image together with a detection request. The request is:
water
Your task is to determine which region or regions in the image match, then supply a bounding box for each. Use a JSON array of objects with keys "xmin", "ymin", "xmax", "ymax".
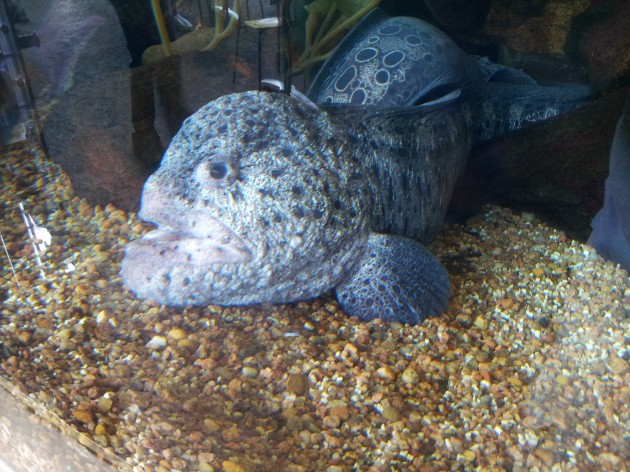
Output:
[{"xmin": 1, "ymin": 1, "xmax": 629, "ymax": 470}]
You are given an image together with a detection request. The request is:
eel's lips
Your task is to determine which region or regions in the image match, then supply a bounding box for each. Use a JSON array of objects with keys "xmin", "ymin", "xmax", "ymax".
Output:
[{"xmin": 124, "ymin": 227, "xmax": 252, "ymax": 266}]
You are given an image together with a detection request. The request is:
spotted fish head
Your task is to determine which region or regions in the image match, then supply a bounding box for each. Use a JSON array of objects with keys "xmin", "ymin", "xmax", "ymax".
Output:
[{"xmin": 121, "ymin": 91, "xmax": 371, "ymax": 307}]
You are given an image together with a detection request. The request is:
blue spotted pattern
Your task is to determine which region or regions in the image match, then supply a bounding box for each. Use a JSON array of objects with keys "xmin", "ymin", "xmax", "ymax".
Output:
[{"xmin": 308, "ymin": 9, "xmax": 483, "ymax": 107}]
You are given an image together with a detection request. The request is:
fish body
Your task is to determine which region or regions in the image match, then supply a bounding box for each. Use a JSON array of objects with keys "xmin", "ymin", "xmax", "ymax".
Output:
[
  {"xmin": 588, "ymin": 96, "xmax": 630, "ymax": 271},
  {"xmin": 306, "ymin": 10, "xmax": 483, "ymax": 108},
  {"xmin": 121, "ymin": 10, "xmax": 590, "ymax": 324}
]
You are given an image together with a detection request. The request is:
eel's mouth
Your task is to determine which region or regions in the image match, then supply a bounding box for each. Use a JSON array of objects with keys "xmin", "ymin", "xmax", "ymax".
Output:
[{"xmin": 126, "ymin": 219, "xmax": 252, "ymax": 266}]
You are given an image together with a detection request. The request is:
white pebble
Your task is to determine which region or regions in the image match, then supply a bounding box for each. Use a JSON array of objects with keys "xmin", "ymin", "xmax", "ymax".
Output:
[{"xmin": 146, "ymin": 335, "xmax": 167, "ymax": 350}]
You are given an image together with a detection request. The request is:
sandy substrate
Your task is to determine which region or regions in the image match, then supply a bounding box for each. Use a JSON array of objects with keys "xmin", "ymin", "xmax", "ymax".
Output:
[{"xmin": 0, "ymin": 143, "xmax": 628, "ymax": 471}]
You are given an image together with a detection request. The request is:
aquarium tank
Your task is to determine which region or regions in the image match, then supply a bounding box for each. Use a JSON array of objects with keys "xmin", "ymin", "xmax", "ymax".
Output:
[{"xmin": 0, "ymin": 0, "xmax": 628, "ymax": 471}]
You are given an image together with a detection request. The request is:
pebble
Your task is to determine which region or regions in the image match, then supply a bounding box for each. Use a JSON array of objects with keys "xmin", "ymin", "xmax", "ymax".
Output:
[
  {"xmin": 177, "ymin": 338, "xmax": 198, "ymax": 352},
  {"xmin": 532, "ymin": 267, "xmax": 545, "ymax": 277},
  {"xmin": 597, "ymin": 452, "xmax": 621, "ymax": 467},
  {"xmin": 520, "ymin": 212, "xmax": 535, "ymax": 222},
  {"xmin": 222, "ymin": 460, "xmax": 245, "ymax": 472},
  {"xmin": 323, "ymin": 414, "xmax": 341, "ymax": 428},
  {"xmin": 95, "ymin": 279, "xmax": 108, "ymax": 289},
  {"xmin": 242, "ymin": 366, "xmax": 258, "ymax": 378},
  {"xmin": 534, "ymin": 449, "xmax": 555, "ymax": 468},
  {"xmin": 380, "ymin": 403, "xmax": 400, "ymax": 422},
  {"xmin": 500, "ymin": 298, "xmax": 514, "ymax": 309},
  {"xmin": 286, "ymin": 373, "xmax": 307, "ymax": 395},
  {"xmin": 204, "ymin": 419, "xmax": 221, "ymax": 433},
  {"xmin": 376, "ymin": 366, "xmax": 396, "ymax": 382},
  {"xmin": 524, "ymin": 430, "xmax": 538, "ymax": 448},
  {"xmin": 474, "ymin": 315, "xmax": 488, "ymax": 330},
  {"xmin": 507, "ymin": 376, "xmax": 523, "ymax": 387},
  {"xmin": 146, "ymin": 335, "xmax": 167, "ymax": 350},
  {"xmin": 610, "ymin": 357, "xmax": 628, "ymax": 375},
  {"xmin": 522, "ymin": 416, "xmax": 539, "ymax": 428},
  {"xmin": 329, "ymin": 406, "xmax": 349, "ymax": 421},
  {"xmin": 16, "ymin": 331, "xmax": 31, "ymax": 344},
  {"xmin": 555, "ymin": 374, "xmax": 570, "ymax": 386},
  {"xmin": 341, "ymin": 342, "xmax": 359, "ymax": 361},
  {"xmin": 75, "ymin": 284, "xmax": 88, "ymax": 296},
  {"xmin": 36, "ymin": 283, "xmax": 49, "ymax": 295},
  {"xmin": 72, "ymin": 407, "xmax": 94, "ymax": 424},
  {"xmin": 455, "ymin": 312, "xmax": 472, "ymax": 327},
  {"xmin": 96, "ymin": 394, "xmax": 113, "ymax": 414},
  {"xmin": 167, "ymin": 327, "xmax": 187, "ymax": 341},
  {"xmin": 89, "ymin": 251, "xmax": 108, "ymax": 263},
  {"xmin": 78, "ymin": 433, "xmax": 93, "ymax": 447},
  {"xmin": 94, "ymin": 423, "xmax": 107, "ymax": 436},
  {"xmin": 401, "ymin": 367, "xmax": 419, "ymax": 384},
  {"xmin": 199, "ymin": 463, "xmax": 214, "ymax": 472},
  {"xmin": 57, "ymin": 328, "xmax": 71, "ymax": 340}
]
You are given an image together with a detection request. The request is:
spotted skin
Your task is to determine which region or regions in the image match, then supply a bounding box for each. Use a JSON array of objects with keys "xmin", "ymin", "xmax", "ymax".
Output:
[
  {"xmin": 307, "ymin": 9, "xmax": 482, "ymax": 108},
  {"xmin": 335, "ymin": 233, "xmax": 450, "ymax": 324},
  {"xmin": 121, "ymin": 10, "xmax": 590, "ymax": 324},
  {"xmin": 121, "ymin": 93, "xmax": 370, "ymax": 306}
]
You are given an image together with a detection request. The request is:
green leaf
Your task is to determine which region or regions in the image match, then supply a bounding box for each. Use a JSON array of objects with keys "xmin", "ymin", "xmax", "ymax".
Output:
[
  {"xmin": 305, "ymin": 0, "xmax": 375, "ymax": 17},
  {"xmin": 337, "ymin": 0, "xmax": 375, "ymax": 18},
  {"xmin": 304, "ymin": 0, "xmax": 336, "ymax": 15}
]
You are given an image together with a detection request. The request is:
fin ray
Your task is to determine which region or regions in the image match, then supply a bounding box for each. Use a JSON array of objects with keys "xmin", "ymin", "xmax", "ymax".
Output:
[{"xmin": 335, "ymin": 233, "xmax": 450, "ymax": 325}]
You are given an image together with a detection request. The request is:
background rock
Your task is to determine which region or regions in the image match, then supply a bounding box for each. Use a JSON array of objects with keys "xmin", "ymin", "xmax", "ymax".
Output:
[
  {"xmin": 482, "ymin": 0, "xmax": 592, "ymax": 54},
  {"xmin": 21, "ymin": 0, "xmax": 265, "ymax": 211},
  {"xmin": 16, "ymin": 0, "xmax": 630, "ymax": 219},
  {"xmin": 449, "ymin": 87, "xmax": 630, "ymax": 241},
  {"xmin": 575, "ymin": 0, "xmax": 630, "ymax": 89}
]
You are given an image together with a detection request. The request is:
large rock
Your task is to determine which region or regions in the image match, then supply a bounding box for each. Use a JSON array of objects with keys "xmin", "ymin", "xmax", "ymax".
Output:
[
  {"xmin": 21, "ymin": 0, "xmax": 262, "ymax": 211},
  {"xmin": 482, "ymin": 0, "xmax": 592, "ymax": 54},
  {"xmin": 41, "ymin": 46, "xmax": 259, "ymax": 212},
  {"xmin": 576, "ymin": 0, "xmax": 630, "ymax": 89}
]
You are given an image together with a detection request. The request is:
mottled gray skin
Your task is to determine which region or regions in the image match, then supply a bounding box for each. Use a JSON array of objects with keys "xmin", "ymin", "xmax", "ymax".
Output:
[
  {"xmin": 121, "ymin": 10, "xmax": 590, "ymax": 324},
  {"xmin": 329, "ymin": 100, "xmax": 472, "ymax": 242},
  {"xmin": 121, "ymin": 93, "xmax": 370, "ymax": 305}
]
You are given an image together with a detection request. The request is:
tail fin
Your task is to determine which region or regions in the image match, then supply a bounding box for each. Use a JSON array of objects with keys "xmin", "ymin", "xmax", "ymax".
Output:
[{"xmin": 467, "ymin": 82, "xmax": 592, "ymax": 144}]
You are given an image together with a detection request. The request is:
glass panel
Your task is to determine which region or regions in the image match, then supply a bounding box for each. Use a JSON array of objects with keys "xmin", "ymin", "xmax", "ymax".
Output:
[{"xmin": 1, "ymin": 1, "xmax": 628, "ymax": 470}]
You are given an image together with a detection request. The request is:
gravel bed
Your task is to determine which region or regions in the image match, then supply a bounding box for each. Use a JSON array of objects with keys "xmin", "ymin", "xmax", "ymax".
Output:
[{"xmin": 0, "ymin": 143, "xmax": 628, "ymax": 471}]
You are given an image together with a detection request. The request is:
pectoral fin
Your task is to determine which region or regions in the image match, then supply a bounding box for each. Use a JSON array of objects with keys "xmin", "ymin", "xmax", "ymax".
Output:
[{"xmin": 334, "ymin": 233, "xmax": 450, "ymax": 325}]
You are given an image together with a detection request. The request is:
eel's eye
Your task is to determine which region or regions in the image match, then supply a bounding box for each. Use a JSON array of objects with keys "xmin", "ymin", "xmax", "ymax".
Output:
[
  {"xmin": 195, "ymin": 159, "xmax": 238, "ymax": 190},
  {"xmin": 210, "ymin": 162, "xmax": 229, "ymax": 179}
]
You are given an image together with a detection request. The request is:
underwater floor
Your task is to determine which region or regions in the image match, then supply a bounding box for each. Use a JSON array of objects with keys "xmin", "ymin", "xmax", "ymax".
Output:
[{"xmin": 0, "ymin": 143, "xmax": 628, "ymax": 471}]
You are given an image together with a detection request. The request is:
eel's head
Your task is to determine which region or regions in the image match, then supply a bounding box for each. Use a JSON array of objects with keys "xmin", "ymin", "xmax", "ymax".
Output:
[{"xmin": 120, "ymin": 91, "xmax": 370, "ymax": 307}]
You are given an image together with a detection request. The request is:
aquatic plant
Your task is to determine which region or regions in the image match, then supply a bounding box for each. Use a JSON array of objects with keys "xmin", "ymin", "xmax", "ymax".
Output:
[
  {"xmin": 203, "ymin": 0, "xmax": 241, "ymax": 51},
  {"xmin": 294, "ymin": 0, "xmax": 380, "ymax": 73},
  {"xmin": 147, "ymin": 0, "xmax": 378, "ymax": 76},
  {"xmin": 151, "ymin": 0, "xmax": 241, "ymax": 57},
  {"xmin": 150, "ymin": 0, "xmax": 174, "ymax": 56}
]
